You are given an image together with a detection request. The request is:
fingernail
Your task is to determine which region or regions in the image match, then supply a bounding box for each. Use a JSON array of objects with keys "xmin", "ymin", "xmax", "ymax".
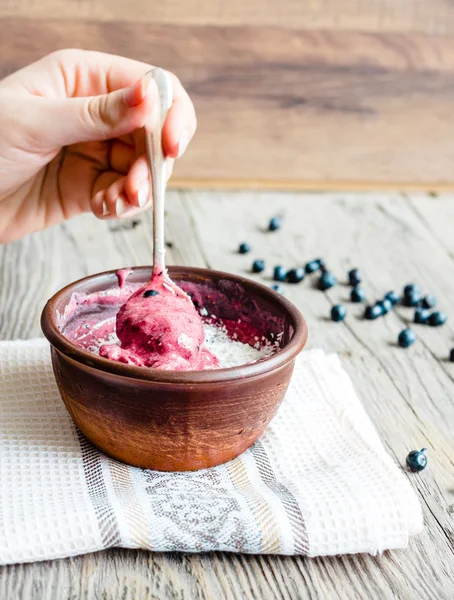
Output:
[
  {"xmin": 141, "ymin": 70, "xmax": 154, "ymax": 94},
  {"xmin": 125, "ymin": 71, "xmax": 155, "ymax": 108},
  {"xmin": 178, "ymin": 130, "xmax": 190, "ymax": 158},
  {"xmin": 102, "ymin": 201, "xmax": 110, "ymax": 217},
  {"xmin": 116, "ymin": 195, "xmax": 129, "ymax": 216},
  {"xmin": 138, "ymin": 181, "xmax": 149, "ymax": 208}
]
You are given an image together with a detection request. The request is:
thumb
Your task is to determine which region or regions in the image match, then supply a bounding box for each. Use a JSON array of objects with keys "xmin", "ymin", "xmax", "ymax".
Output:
[{"xmin": 50, "ymin": 72, "xmax": 157, "ymax": 146}]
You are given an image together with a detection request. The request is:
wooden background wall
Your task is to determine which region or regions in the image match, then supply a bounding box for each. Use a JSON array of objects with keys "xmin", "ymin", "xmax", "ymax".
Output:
[{"xmin": 1, "ymin": 1, "xmax": 454, "ymax": 190}]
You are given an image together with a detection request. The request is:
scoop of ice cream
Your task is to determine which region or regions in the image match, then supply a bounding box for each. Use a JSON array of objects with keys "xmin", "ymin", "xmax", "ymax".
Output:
[{"xmin": 100, "ymin": 271, "xmax": 218, "ymax": 370}]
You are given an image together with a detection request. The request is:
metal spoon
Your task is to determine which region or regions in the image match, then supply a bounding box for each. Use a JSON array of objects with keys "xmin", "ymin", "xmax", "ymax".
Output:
[{"xmin": 145, "ymin": 68, "xmax": 173, "ymax": 274}]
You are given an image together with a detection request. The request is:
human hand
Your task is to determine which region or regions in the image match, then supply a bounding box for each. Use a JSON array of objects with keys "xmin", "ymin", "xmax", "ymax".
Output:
[{"xmin": 0, "ymin": 49, "xmax": 196, "ymax": 243}]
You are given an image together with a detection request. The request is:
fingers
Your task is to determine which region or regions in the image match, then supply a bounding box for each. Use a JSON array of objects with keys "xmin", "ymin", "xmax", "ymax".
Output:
[
  {"xmin": 124, "ymin": 155, "xmax": 149, "ymax": 207},
  {"xmin": 124, "ymin": 154, "xmax": 174, "ymax": 205},
  {"xmin": 49, "ymin": 68, "xmax": 197, "ymax": 158},
  {"xmin": 162, "ymin": 74, "xmax": 197, "ymax": 159},
  {"xmin": 104, "ymin": 176, "xmax": 130, "ymax": 217},
  {"xmin": 47, "ymin": 51, "xmax": 197, "ymax": 157},
  {"xmin": 91, "ymin": 171, "xmax": 121, "ymax": 218},
  {"xmin": 50, "ymin": 72, "xmax": 159, "ymax": 146},
  {"xmin": 110, "ymin": 139, "xmax": 136, "ymax": 174},
  {"xmin": 13, "ymin": 50, "xmax": 198, "ymax": 159},
  {"xmin": 43, "ymin": 50, "xmax": 159, "ymax": 97},
  {"xmin": 92, "ymin": 151, "xmax": 174, "ymax": 220},
  {"xmin": 91, "ymin": 168, "xmax": 151, "ymax": 220},
  {"xmin": 91, "ymin": 172, "xmax": 139, "ymax": 219}
]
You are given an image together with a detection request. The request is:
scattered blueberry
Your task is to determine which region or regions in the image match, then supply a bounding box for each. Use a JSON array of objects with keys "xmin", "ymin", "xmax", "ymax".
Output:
[
  {"xmin": 238, "ymin": 242, "xmax": 251, "ymax": 254},
  {"xmin": 385, "ymin": 291, "xmax": 400, "ymax": 306},
  {"xmin": 143, "ymin": 290, "xmax": 159, "ymax": 297},
  {"xmin": 377, "ymin": 298, "xmax": 393, "ymax": 315},
  {"xmin": 350, "ymin": 287, "xmax": 366, "ymax": 303},
  {"xmin": 422, "ymin": 295, "xmax": 437, "ymax": 309},
  {"xmin": 398, "ymin": 328, "xmax": 416, "ymax": 348},
  {"xmin": 331, "ymin": 304, "xmax": 347, "ymax": 322},
  {"xmin": 428, "ymin": 311, "xmax": 447, "ymax": 327},
  {"xmin": 317, "ymin": 271, "xmax": 337, "ymax": 291},
  {"xmin": 404, "ymin": 284, "xmax": 421, "ymax": 297},
  {"xmin": 287, "ymin": 267, "xmax": 305, "ymax": 284},
  {"xmin": 348, "ymin": 268, "xmax": 361, "ymax": 286},
  {"xmin": 252, "ymin": 259, "xmax": 265, "ymax": 273},
  {"xmin": 268, "ymin": 217, "xmax": 281, "ymax": 231},
  {"xmin": 402, "ymin": 290, "xmax": 422, "ymax": 307},
  {"xmin": 406, "ymin": 448, "xmax": 427, "ymax": 472},
  {"xmin": 450, "ymin": 348, "xmax": 454, "ymax": 362},
  {"xmin": 305, "ymin": 259, "xmax": 323, "ymax": 274},
  {"xmin": 364, "ymin": 304, "xmax": 383, "ymax": 320},
  {"xmin": 273, "ymin": 265, "xmax": 288, "ymax": 282},
  {"xmin": 414, "ymin": 308, "xmax": 430, "ymax": 324},
  {"xmin": 271, "ymin": 284, "xmax": 283, "ymax": 294}
]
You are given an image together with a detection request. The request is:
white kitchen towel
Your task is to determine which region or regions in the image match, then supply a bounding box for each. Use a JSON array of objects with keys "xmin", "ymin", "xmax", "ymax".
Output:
[{"xmin": 0, "ymin": 339, "xmax": 422, "ymax": 565}]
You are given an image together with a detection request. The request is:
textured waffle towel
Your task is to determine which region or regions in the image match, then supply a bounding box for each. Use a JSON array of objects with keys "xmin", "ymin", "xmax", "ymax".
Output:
[{"xmin": 0, "ymin": 339, "xmax": 422, "ymax": 565}]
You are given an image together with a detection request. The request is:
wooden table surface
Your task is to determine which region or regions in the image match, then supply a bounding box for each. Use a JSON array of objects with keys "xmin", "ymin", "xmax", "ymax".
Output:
[
  {"xmin": 0, "ymin": 190, "xmax": 453, "ymax": 600},
  {"xmin": 4, "ymin": 1, "xmax": 454, "ymax": 188}
]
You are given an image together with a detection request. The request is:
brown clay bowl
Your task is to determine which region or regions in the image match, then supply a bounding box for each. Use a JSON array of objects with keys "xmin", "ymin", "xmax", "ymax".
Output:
[{"xmin": 41, "ymin": 266, "xmax": 307, "ymax": 471}]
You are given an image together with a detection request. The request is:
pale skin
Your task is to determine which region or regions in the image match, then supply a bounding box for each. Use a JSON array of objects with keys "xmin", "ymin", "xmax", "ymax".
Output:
[{"xmin": 0, "ymin": 49, "xmax": 197, "ymax": 243}]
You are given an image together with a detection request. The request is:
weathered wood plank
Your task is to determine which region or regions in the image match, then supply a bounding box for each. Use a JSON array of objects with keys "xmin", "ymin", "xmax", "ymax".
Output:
[
  {"xmin": 1, "ymin": 191, "xmax": 454, "ymax": 599},
  {"xmin": 405, "ymin": 192, "xmax": 454, "ymax": 261},
  {"xmin": 2, "ymin": 19, "xmax": 454, "ymax": 187},
  {"xmin": 187, "ymin": 191, "xmax": 454, "ymax": 572},
  {"xmin": 1, "ymin": 0, "xmax": 454, "ymax": 34}
]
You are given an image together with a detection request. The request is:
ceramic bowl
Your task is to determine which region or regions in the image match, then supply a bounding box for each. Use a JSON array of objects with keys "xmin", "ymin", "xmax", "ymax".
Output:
[{"xmin": 41, "ymin": 266, "xmax": 307, "ymax": 471}]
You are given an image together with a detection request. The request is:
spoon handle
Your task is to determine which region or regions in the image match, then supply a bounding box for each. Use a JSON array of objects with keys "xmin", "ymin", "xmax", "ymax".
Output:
[{"xmin": 145, "ymin": 68, "xmax": 173, "ymax": 274}]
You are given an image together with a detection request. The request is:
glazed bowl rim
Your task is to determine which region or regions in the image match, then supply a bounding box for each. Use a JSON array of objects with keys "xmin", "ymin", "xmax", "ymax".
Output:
[{"xmin": 41, "ymin": 265, "xmax": 308, "ymax": 384}]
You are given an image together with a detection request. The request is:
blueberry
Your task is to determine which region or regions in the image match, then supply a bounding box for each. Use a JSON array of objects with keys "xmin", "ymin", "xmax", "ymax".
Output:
[
  {"xmin": 428, "ymin": 311, "xmax": 447, "ymax": 327},
  {"xmin": 239, "ymin": 242, "xmax": 251, "ymax": 254},
  {"xmin": 406, "ymin": 448, "xmax": 427, "ymax": 472},
  {"xmin": 305, "ymin": 259, "xmax": 322, "ymax": 274},
  {"xmin": 404, "ymin": 284, "xmax": 421, "ymax": 297},
  {"xmin": 252, "ymin": 259, "xmax": 265, "ymax": 273},
  {"xmin": 271, "ymin": 284, "xmax": 283, "ymax": 293},
  {"xmin": 398, "ymin": 328, "xmax": 416, "ymax": 348},
  {"xmin": 422, "ymin": 295, "xmax": 437, "ymax": 309},
  {"xmin": 414, "ymin": 308, "xmax": 430, "ymax": 324},
  {"xmin": 268, "ymin": 217, "xmax": 281, "ymax": 231},
  {"xmin": 377, "ymin": 298, "xmax": 393, "ymax": 315},
  {"xmin": 273, "ymin": 265, "xmax": 288, "ymax": 282},
  {"xmin": 317, "ymin": 271, "xmax": 337, "ymax": 291},
  {"xmin": 348, "ymin": 268, "xmax": 361, "ymax": 286},
  {"xmin": 331, "ymin": 304, "xmax": 347, "ymax": 322},
  {"xmin": 402, "ymin": 291, "xmax": 422, "ymax": 307},
  {"xmin": 143, "ymin": 290, "xmax": 159, "ymax": 297},
  {"xmin": 350, "ymin": 287, "xmax": 366, "ymax": 303},
  {"xmin": 287, "ymin": 267, "xmax": 305, "ymax": 284},
  {"xmin": 385, "ymin": 291, "xmax": 400, "ymax": 306},
  {"xmin": 364, "ymin": 304, "xmax": 383, "ymax": 320},
  {"xmin": 450, "ymin": 348, "xmax": 454, "ymax": 362}
]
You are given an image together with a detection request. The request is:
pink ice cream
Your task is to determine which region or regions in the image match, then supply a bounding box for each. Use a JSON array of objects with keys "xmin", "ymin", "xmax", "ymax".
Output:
[{"xmin": 99, "ymin": 270, "xmax": 218, "ymax": 370}]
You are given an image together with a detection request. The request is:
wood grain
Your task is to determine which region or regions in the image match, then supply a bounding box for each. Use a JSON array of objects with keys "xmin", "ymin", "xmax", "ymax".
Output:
[
  {"xmin": 1, "ymin": 0, "xmax": 454, "ymax": 34},
  {"xmin": 2, "ymin": 18, "xmax": 454, "ymax": 187},
  {"xmin": 1, "ymin": 191, "xmax": 454, "ymax": 599}
]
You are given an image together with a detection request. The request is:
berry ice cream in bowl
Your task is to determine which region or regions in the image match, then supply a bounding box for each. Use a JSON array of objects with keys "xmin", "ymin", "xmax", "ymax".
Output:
[
  {"xmin": 41, "ymin": 265, "xmax": 306, "ymax": 471},
  {"xmin": 41, "ymin": 69, "xmax": 307, "ymax": 471}
]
